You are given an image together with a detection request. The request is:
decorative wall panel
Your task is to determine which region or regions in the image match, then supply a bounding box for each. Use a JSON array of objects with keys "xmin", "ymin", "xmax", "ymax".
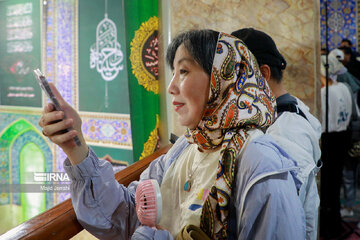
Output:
[
  {"xmin": 320, "ymin": 0, "xmax": 357, "ymax": 51},
  {"xmin": 168, "ymin": 0, "xmax": 321, "ymax": 136}
]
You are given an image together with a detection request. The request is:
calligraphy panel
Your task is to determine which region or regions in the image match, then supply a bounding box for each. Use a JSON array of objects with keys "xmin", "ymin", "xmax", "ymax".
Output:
[
  {"xmin": 78, "ymin": 0, "xmax": 130, "ymax": 114},
  {"xmin": 0, "ymin": 0, "xmax": 42, "ymax": 107}
]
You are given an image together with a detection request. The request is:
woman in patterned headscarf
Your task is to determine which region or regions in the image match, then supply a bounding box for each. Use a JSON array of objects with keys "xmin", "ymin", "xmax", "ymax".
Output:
[{"xmin": 39, "ymin": 29, "xmax": 305, "ymax": 239}]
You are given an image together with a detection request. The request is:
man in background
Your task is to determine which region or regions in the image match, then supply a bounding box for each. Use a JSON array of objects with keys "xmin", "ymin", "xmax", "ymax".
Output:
[
  {"xmin": 340, "ymin": 38, "xmax": 359, "ymax": 57},
  {"xmin": 339, "ymin": 39, "xmax": 360, "ymax": 80},
  {"xmin": 231, "ymin": 28, "xmax": 322, "ymax": 240},
  {"xmin": 319, "ymin": 54, "xmax": 353, "ymax": 239}
]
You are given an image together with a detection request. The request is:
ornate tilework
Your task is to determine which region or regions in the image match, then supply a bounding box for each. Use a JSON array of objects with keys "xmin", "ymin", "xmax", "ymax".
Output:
[
  {"xmin": 320, "ymin": 0, "xmax": 357, "ymax": 51},
  {"xmin": 82, "ymin": 113, "xmax": 132, "ymax": 149},
  {"xmin": 56, "ymin": 0, "xmax": 76, "ymax": 107},
  {"xmin": 358, "ymin": 0, "xmax": 360, "ymax": 50},
  {"xmin": 45, "ymin": 0, "xmax": 76, "ymax": 108},
  {"xmin": 1, "ymin": 0, "xmax": 133, "ymax": 209},
  {"xmin": 45, "ymin": 0, "xmax": 76, "ymax": 204},
  {"xmin": 45, "ymin": 0, "xmax": 55, "ymax": 87},
  {"xmin": 55, "ymin": 146, "xmax": 70, "ymax": 203}
]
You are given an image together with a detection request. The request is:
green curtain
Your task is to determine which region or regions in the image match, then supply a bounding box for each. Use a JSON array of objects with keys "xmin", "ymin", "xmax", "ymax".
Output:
[{"xmin": 124, "ymin": 0, "xmax": 159, "ymax": 161}]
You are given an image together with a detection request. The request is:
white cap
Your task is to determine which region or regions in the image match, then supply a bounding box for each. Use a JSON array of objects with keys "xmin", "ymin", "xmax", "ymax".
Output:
[
  {"xmin": 329, "ymin": 48, "xmax": 344, "ymax": 61},
  {"xmin": 320, "ymin": 54, "xmax": 348, "ymax": 82}
]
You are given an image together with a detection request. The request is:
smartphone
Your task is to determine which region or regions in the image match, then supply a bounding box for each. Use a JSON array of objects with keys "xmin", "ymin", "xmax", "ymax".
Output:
[{"xmin": 34, "ymin": 69, "xmax": 81, "ymax": 146}]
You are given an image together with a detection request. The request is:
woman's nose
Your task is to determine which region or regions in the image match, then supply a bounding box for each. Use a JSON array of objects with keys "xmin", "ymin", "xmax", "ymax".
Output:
[{"xmin": 167, "ymin": 74, "xmax": 179, "ymax": 95}]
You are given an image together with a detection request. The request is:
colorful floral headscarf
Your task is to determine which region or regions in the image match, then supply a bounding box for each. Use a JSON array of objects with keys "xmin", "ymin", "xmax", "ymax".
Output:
[{"xmin": 185, "ymin": 32, "xmax": 277, "ymax": 239}]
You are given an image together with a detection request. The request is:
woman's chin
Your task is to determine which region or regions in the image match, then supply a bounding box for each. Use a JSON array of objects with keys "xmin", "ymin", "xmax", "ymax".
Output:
[
  {"xmin": 180, "ymin": 122, "xmax": 195, "ymax": 130},
  {"xmin": 184, "ymin": 124, "xmax": 198, "ymax": 130},
  {"xmin": 178, "ymin": 116, "xmax": 200, "ymax": 130}
]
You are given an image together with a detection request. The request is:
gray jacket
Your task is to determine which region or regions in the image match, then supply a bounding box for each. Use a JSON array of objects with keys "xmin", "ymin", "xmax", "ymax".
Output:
[
  {"xmin": 266, "ymin": 97, "xmax": 322, "ymax": 240},
  {"xmin": 64, "ymin": 134, "xmax": 305, "ymax": 239}
]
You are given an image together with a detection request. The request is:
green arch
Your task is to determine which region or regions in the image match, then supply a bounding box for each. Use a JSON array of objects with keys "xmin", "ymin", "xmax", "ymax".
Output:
[
  {"xmin": 0, "ymin": 118, "xmax": 43, "ymax": 188},
  {"xmin": 0, "ymin": 118, "xmax": 42, "ymax": 149},
  {"xmin": 0, "ymin": 118, "xmax": 51, "ymax": 206}
]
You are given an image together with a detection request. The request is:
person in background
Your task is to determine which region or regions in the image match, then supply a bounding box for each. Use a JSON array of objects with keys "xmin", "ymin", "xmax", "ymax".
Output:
[
  {"xmin": 320, "ymin": 54, "xmax": 353, "ymax": 239},
  {"xmin": 38, "ymin": 29, "xmax": 305, "ymax": 239},
  {"xmin": 340, "ymin": 38, "xmax": 360, "ymax": 57},
  {"xmin": 329, "ymin": 48, "xmax": 360, "ymax": 220},
  {"xmin": 329, "ymin": 48, "xmax": 360, "ymax": 106},
  {"xmin": 231, "ymin": 28, "xmax": 321, "ymax": 240},
  {"xmin": 339, "ymin": 46, "xmax": 360, "ymax": 81}
]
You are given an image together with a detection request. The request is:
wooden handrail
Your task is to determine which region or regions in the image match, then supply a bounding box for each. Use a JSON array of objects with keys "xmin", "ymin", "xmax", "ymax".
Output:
[{"xmin": 0, "ymin": 145, "xmax": 172, "ymax": 240}]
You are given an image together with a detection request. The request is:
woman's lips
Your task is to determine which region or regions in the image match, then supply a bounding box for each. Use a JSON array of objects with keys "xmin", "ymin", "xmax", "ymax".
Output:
[{"xmin": 172, "ymin": 101, "xmax": 185, "ymax": 112}]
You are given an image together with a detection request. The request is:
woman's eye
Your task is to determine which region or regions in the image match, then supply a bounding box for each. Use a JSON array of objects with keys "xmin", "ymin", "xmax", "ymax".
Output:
[{"xmin": 180, "ymin": 69, "xmax": 188, "ymax": 74}]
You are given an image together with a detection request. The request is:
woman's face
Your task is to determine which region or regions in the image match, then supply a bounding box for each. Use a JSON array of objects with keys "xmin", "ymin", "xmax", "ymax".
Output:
[{"xmin": 168, "ymin": 44, "xmax": 210, "ymax": 129}]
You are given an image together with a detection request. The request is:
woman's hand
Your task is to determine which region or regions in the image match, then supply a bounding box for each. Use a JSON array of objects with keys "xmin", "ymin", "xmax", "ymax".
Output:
[{"xmin": 38, "ymin": 83, "xmax": 88, "ymax": 165}]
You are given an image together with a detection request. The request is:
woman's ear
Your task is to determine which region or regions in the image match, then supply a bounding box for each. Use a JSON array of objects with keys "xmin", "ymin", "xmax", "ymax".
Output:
[{"xmin": 259, "ymin": 65, "xmax": 271, "ymax": 82}]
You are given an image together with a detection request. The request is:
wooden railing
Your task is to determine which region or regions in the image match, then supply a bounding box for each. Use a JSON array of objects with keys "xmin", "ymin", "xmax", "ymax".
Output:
[{"xmin": 0, "ymin": 145, "xmax": 172, "ymax": 240}]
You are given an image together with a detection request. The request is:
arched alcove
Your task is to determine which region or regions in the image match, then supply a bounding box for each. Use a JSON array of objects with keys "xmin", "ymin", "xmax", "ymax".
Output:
[
  {"xmin": 11, "ymin": 129, "xmax": 53, "ymax": 207},
  {"xmin": 0, "ymin": 118, "xmax": 53, "ymax": 227},
  {"xmin": 20, "ymin": 142, "xmax": 46, "ymax": 221}
]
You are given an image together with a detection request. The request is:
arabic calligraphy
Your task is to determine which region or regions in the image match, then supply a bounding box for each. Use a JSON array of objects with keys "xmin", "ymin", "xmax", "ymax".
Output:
[
  {"xmin": 10, "ymin": 60, "xmax": 31, "ymax": 76},
  {"xmin": 1, "ymin": 55, "xmax": 36, "ymax": 82},
  {"xmin": 90, "ymin": 14, "xmax": 124, "ymax": 81},
  {"xmin": 7, "ymin": 86, "xmax": 35, "ymax": 98},
  {"xmin": 142, "ymin": 31, "xmax": 159, "ymax": 78},
  {"xmin": 7, "ymin": 2, "xmax": 32, "ymax": 16},
  {"xmin": 130, "ymin": 16, "xmax": 159, "ymax": 94},
  {"xmin": 6, "ymin": 2, "xmax": 33, "ymax": 53}
]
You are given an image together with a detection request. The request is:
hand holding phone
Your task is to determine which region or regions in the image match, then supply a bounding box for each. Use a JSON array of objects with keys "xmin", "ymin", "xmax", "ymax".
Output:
[{"xmin": 34, "ymin": 69, "xmax": 82, "ymax": 146}]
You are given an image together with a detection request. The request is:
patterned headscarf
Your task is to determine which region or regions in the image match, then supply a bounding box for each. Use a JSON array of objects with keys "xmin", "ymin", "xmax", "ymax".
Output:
[{"xmin": 185, "ymin": 33, "xmax": 277, "ymax": 239}]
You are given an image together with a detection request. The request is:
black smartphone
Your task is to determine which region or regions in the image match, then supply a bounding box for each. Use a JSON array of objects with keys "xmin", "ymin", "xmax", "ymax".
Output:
[{"xmin": 34, "ymin": 69, "xmax": 81, "ymax": 146}]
